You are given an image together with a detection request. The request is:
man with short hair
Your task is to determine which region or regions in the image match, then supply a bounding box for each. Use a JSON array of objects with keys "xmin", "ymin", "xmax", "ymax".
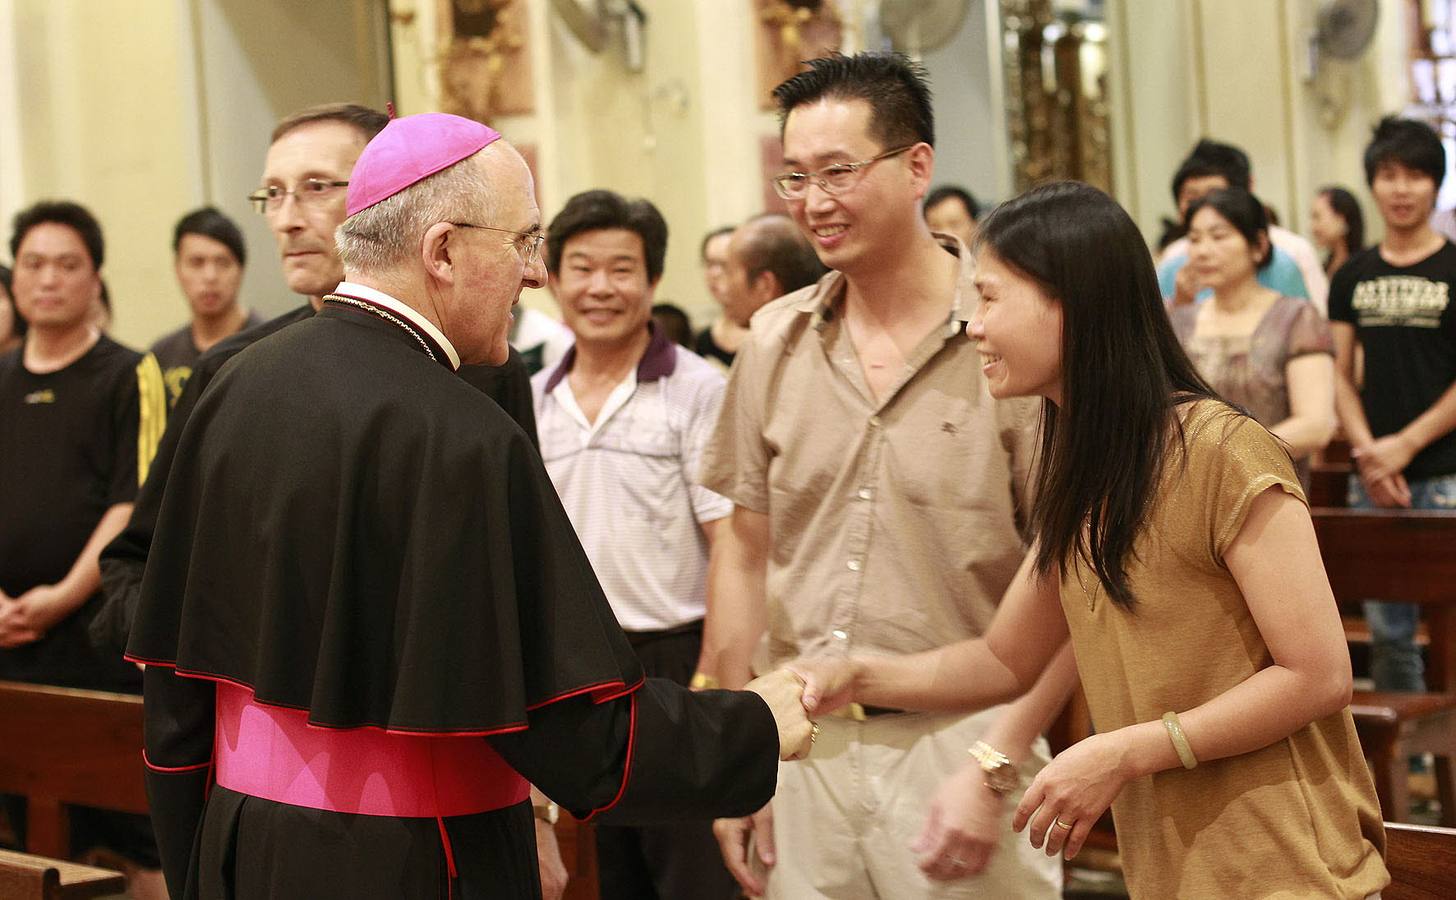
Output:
[
  {"xmin": 127, "ymin": 112, "xmax": 807, "ymax": 900},
  {"xmin": 535, "ymin": 189, "xmax": 739, "ymax": 900},
  {"xmin": 1159, "ymin": 138, "xmax": 1328, "ymax": 312},
  {"xmin": 720, "ymin": 213, "xmax": 824, "ymax": 354},
  {"xmin": 0, "ymin": 200, "xmax": 166, "ymax": 898},
  {"xmin": 151, "ymin": 206, "xmax": 260, "ymax": 405},
  {"xmin": 701, "ymin": 52, "xmax": 1074, "ymax": 899},
  {"xmin": 1330, "ymin": 116, "xmax": 1456, "ymax": 696},
  {"xmin": 923, "ymin": 184, "xmax": 979, "ymax": 249}
]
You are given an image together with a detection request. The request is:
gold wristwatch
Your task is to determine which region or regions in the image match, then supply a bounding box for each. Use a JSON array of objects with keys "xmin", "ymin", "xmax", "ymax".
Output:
[
  {"xmin": 533, "ymin": 800, "xmax": 560, "ymax": 825},
  {"xmin": 969, "ymin": 740, "xmax": 1020, "ymax": 795}
]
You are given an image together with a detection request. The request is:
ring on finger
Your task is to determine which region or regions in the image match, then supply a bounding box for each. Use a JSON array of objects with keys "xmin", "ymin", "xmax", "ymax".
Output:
[
  {"xmin": 1052, "ymin": 818, "xmax": 1074, "ymax": 831},
  {"xmin": 809, "ymin": 722, "xmax": 820, "ymax": 743}
]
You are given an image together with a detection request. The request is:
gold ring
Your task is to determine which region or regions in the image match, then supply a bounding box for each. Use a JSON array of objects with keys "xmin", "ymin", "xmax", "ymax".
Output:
[
  {"xmin": 809, "ymin": 722, "xmax": 821, "ymax": 743},
  {"xmin": 1052, "ymin": 818, "xmax": 1073, "ymax": 830}
]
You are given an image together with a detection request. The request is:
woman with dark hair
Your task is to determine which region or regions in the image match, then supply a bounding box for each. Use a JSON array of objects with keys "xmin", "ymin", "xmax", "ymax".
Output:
[
  {"xmin": 790, "ymin": 182, "xmax": 1387, "ymax": 898},
  {"xmin": 1170, "ymin": 187, "xmax": 1336, "ymax": 467},
  {"xmin": 0, "ymin": 264, "xmax": 23, "ymax": 355},
  {"xmin": 1311, "ymin": 186, "xmax": 1365, "ymax": 278}
]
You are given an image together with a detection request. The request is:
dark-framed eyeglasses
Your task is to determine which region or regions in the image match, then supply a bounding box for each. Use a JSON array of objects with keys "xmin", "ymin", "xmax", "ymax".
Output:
[
  {"xmin": 247, "ymin": 179, "xmax": 350, "ymax": 215},
  {"xmin": 770, "ymin": 145, "xmax": 918, "ymax": 200},
  {"xmin": 449, "ymin": 222, "xmax": 546, "ymax": 266}
]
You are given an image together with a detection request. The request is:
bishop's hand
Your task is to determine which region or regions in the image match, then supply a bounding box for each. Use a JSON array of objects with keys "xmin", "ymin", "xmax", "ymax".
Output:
[{"xmin": 744, "ymin": 669, "xmax": 814, "ymax": 761}]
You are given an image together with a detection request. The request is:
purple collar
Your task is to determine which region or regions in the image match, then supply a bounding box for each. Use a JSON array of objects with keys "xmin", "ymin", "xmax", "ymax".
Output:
[{"xmin": 543, "ymin": 323, "xmax": 677, "ymax": 392}]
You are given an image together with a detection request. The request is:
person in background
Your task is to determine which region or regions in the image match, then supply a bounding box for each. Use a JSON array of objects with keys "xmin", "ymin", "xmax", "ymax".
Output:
[
  {"xmin": 715, "ymin": 213, "xmax": 825, "ymax": 369},
  {"xmin": 1159, "ymin": 139, "xmax": 1328, "ymax": 314},
  {"xmin": 1169, "ymin": 187, "xmax": 1335, "ymax": 472},
  {"xmin": 652, "ymin": 302, "xmax": 694, "ymax": 347},
  {"xmin": 694, "ymin": 226, "xmax": 739, "ymax": 368},
  {"xmin": 1310, "ymin": 186, "xmax": 1365, "ymax": 280},
  {"xmin": 0, "ymin": 200, "xmax": 166, "ymax": 899},
  {"xmin": 1330, "ymin": 116, "xmax": 1456, "ymax": 701},
  {"xmin": 150, "ymin": 207, "xmax": 260, "ymax": 406},
  {"xmin": 0, "ymin": 265, "xmax": 23, "ymax": 355},
  {"xmin": 923, "ymin": 184, "xmax": 979, "ymax": 248}
]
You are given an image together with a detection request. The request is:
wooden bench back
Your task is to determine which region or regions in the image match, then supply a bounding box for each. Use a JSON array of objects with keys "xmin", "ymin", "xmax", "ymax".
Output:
[
  {"xmin": 1385, "ymin": 821, "xmax": 1456, "ymax": 899},
  {"xmin": 0, "ymin": 848, "xmax": 127, "ymax": 900},
  {"xmin": 0, "ymin": 681, "xmax": 147, "ymax": 858},
  {"xmin": 1310, "ymin": 508, "xmax": 1456, "ymax": 692}
]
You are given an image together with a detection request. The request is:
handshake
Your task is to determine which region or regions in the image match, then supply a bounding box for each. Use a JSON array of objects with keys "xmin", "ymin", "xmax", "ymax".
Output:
[{"xmin": 742, "ymin": 658, "xmax": 856, "ymax": 761}]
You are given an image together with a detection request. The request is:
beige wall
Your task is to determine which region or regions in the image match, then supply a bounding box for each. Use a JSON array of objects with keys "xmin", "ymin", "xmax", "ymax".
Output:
[
  {"xmin": 5, "ymin": 0, "xmax": 1419, "ymax": 348},
  {"xmin": 5, "ymin": 0, "xmax": 390, "ymax": 350},
  {"xmin": 1108, "ymin": 0, "xmax": 1408, "ymax": 245}
]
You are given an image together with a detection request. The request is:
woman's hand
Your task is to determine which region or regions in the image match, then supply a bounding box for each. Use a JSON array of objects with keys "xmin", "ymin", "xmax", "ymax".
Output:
[{"xmin": 1012, "ymin": 732, "xmax": 1130, "ymax": 860}]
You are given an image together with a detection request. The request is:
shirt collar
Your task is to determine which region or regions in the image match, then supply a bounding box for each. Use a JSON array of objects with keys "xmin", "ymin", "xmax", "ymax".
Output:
[
  {"xmin": 801, "ymin": 232, "xmax": 973, "ymax": 340},
  {"xmin": 333, "ymin": 281, "xmax": 462, "ymax": 371},
  {"xmin": 542, "ymin": 322, "xmax": 677, "ymax": 393}
]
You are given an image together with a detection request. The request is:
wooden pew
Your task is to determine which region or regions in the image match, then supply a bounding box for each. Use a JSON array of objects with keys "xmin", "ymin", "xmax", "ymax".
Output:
[
  {"xmin": 0, "ymin": 681, "xmax": 148, "ymax": 859},
  {"xmin": 0, "ymin": 848, "xmax": 126, "ymax": 900},
  {"xmin": 1384, "ymin": 821, "xmax": 1456, "ymax": 899},
  {"xmin": 1311, "ymin": 508, "xmax": 1456, "ymax": 825}
]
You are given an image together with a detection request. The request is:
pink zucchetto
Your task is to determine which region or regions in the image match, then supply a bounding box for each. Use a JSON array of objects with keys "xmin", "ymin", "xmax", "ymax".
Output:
[{"xmin": 345, "ymin": 112, "xmax": 502, "ymax": 217}]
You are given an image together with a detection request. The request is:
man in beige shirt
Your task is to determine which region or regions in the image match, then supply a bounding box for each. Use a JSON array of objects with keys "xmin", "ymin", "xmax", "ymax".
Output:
[{"xmin": 699, "ymin": 53, "xmax": 1075, "ymax": 899}]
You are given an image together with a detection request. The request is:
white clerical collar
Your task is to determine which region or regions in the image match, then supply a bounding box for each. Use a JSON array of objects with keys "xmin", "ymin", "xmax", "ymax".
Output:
[{"xmin": 333, "ymin": 281, "xmax": 461, "ymax": 371}]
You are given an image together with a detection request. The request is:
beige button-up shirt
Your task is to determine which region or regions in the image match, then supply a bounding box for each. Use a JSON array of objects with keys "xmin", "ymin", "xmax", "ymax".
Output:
[{"xmin": 700, "ymin": 237, "xmax": 1041, "ymax": 667}]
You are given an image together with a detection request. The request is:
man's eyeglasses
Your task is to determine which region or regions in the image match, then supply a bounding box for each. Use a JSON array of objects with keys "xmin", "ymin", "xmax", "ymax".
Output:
[
  {"xmin": 450, "ymin": 222, "xmax": 546, "ymax": 267},
  {"xmin": 770, "ymin": 145, "xmax": 917, "ymax": 200},
  {"xmin": 248, "ymin": 179, "xmax": 350, "ymax": 215}
]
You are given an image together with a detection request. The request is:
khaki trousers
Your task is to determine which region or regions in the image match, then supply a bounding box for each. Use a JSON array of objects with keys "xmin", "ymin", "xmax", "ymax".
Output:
[{"xmin": 762, "ymin": 706, "xmax": 1063, "ymax": 899}]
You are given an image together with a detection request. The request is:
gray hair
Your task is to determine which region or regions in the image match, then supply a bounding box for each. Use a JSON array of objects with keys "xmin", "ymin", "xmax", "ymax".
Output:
[{"xmin": 336, "ymin": 151, "xmax": 494, "ymax": 275}]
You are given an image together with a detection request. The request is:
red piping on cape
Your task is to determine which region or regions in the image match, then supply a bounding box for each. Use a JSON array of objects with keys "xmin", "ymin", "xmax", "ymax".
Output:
[
  {"xmin": 141, "ymin": 751, "xmax": 210, "ymax": 774},
  {"xmin": 125, "ymin": 653, "xmax": 645, "ymax": 736}
]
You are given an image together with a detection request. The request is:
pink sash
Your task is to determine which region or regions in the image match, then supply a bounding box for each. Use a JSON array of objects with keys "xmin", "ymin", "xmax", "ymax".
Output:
[{"xmin": 213, "ymin": 681, "xmax": 529, "ymax": 818}]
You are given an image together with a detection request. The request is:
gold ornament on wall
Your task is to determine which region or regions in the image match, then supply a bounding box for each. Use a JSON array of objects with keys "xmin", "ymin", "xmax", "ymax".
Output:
[
  {"xmin": 755, "ymin": 0, "xmax": 843, "ymax": 108},
  {"xmin": 439, "ymin": 0, "xmax": 534, "ymax": 124}
]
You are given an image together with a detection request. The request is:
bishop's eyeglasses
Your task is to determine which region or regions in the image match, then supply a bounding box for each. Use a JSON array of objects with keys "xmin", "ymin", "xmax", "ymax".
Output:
[{"xmin": 449, "ymin": 222, "xmax": 546, "ymax": 267}]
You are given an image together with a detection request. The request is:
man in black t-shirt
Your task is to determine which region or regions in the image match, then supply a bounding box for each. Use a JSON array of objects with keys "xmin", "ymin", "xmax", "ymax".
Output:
[
  {"xmin": 150, "ymin": 207, "xmax": 261, "ymax": 406},
  {"xmin": 1329, "ymin": 117, "xmax": 1456, "ymax": 695},
  {"xmin": 0, "ymin": 200, "xmax": 165, "ymax": 894}
]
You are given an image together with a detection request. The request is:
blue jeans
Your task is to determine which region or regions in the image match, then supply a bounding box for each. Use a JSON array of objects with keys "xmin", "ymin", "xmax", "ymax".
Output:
[{"xmin": 1347, "ymin": 471, "xmax": 1456, "ymax": 693}]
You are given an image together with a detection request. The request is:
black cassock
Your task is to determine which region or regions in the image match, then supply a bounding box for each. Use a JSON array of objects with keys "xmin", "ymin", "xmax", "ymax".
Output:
[{"xmin": 126, "ymin": 301, "xmax": 778, "ymax": 899}]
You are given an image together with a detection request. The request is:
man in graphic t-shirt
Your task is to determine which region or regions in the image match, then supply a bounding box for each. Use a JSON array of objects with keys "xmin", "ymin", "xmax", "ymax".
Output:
[{"xmin": 1329, "ymin": 116, "xmax": 1456, "ymax": 696}]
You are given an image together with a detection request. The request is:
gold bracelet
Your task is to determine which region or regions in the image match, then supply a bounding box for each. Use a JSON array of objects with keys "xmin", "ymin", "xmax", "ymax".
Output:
[
  {"xmin": 1162, "ymin": 711, "xmax": 1198, "ymax": 770},
  {"xmin": 689, "ymin": 672, "xmax": 720, "ymax": 690}
]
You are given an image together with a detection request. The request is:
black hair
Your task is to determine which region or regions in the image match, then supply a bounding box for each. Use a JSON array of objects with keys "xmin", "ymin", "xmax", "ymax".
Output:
[
  {"xmin": 1170, "ymin": 138, "xmax": 1252, "ymax": 204},
  {"xmin": 173, "ymin": 207, "xmax": 247, "ymax": 267},
  {"xmin": 9, "ymin": 200, "xmax": 105, "ymax": 271},
  {"xmin": 651, "ymin": 303, "xmax": 693, "ymax": 347},
  {"xmin": 925, "ymin": 185, "xmax": 980, "ymax": 220},
  {"xmin": 736, "ymin": 214, "xmax": 826, "ymax": 295},
  {"xmin": 1363, "ymin": 116, "xmax": 1446, "ymax": 189},
  {"xmin": 0, "ymin": 263, "xmax": 23, "ymax": 340},
  {"xmin": 976, "ymin": 181, "xmax": 1228, "ymax": 609},
  {"xmin": 546, "ymin": 190, "xmax": 668, "ymax": 282},
  {"xmin": 272, "ymin": 103, "xmax": 390, "ymax": 144},
  {"xmin": 700, "ymin": 225, "xmax": 736, "ymax": 261},
  {"xmin": 1185, "ymin": 187, "xmax": 1274, "ymax": 271},
  {"xmin": 1318, "ymin": 185, "xmax": 1365, "ymax": 259},
  {"xmin": 772, "ymin": 52, "xmax": 935, "ymax": 149}
]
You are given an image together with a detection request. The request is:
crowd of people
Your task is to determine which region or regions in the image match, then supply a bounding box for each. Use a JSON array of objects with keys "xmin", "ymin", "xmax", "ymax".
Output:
[{"xmin": 2, "ymin": 48, "xmax": 1453, "ymax": 900}]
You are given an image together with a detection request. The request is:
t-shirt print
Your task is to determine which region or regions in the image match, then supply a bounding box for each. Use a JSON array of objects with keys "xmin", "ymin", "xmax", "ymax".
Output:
[{"xmin": 1351, "ymin": 275, "xmax": 1451, "ymax": 329}]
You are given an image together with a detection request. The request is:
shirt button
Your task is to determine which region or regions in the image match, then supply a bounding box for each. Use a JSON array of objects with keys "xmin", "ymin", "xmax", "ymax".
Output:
[
  {"xmin": 857, "ymin": 487, "xmax": 873, "ymax": 501},
  {"xmin": 832, "ymin": 629, "xmax": 848, "ymax": 641},
  {"xmin": 869, "ymin": 416, "xmax": 881, "ymax": 428},
  {"xmin": 847, "ymin": 559, "xmax": 862, "ymax": 572}
]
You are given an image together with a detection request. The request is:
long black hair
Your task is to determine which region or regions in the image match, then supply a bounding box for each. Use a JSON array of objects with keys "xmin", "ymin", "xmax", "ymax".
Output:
[
  {"xmin": 1318, "ymin": 186, "xmax": 1365, "ymax": 263},
  {"xmin": 976, "ymin": 182, "xmax": 1225, "ymax": 608}
]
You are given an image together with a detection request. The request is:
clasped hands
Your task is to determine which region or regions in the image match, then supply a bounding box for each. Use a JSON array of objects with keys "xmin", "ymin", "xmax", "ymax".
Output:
[
  {"xmin": 0, "ymin": 585, "xmax": 67, "ymax": 649},
  {"xmin": 742, "ymin": 668, "xmax": 819, "ymax": 762}
]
